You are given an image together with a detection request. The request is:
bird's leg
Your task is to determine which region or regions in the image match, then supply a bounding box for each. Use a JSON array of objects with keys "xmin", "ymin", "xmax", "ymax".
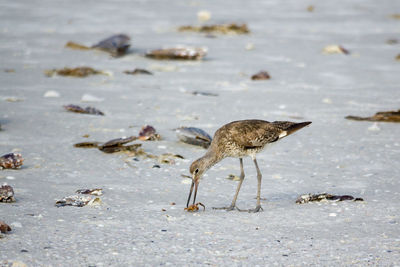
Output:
[
  {"xmin": 246, "ymin": 157, "xmax": 264, "ymax": 213},
  {"xmin": 213, "ymin": 158, "xmax": 245, "ymax": 211}
]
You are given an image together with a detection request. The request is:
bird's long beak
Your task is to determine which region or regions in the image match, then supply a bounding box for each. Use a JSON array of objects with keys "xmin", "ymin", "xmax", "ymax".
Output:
[{"xmin": 186, "ymin": 176, "xmax": 199, "ymax": 208}]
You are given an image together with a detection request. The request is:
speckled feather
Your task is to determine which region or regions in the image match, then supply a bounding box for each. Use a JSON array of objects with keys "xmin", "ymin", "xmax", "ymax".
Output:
[
  {"xmin": 209, "ymin": 120, "xmax": 310, "ymax": 158},
  {"xmin": 189, "ymin": 120, "xmax": 311, "ymax": 174}
]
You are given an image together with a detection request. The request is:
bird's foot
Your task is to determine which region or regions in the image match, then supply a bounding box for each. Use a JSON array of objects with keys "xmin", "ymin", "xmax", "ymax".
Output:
[
  {"xmin": 238, "ymin": 205, "xmax": 264, "ymax": 213},
  {"xmin": 212, "ymin": 205, "xmax": 240, "ymax": 211}
]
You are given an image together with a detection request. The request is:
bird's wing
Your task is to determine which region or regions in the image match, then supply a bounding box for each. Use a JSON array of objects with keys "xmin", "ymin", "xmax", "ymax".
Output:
[{"xmin": 231, "ymin": 121, "xmax": 281, "ymax": 148}]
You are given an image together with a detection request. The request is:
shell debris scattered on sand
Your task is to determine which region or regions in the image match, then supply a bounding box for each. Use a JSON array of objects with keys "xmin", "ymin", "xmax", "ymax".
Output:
[
  {"xmin": 65, "ymin": 34, "xmax": 131, "ymax": 56},
  {"xmin": 322, "ymin": 45, "xmax": 350, "ymax": 55},
  {"xmin": 63, "ymin": 104, "xmax": 104, "ymax": 116},
  {"xmin": 0, "ymin": 221, "xmax": 12, "ymax": 234},
  {"xmin": 175, "ymin": 127, "xmax": 212, "ymax": 148},
  {"xmin": 0, "ymin": 153, "xmax": 24, "ymax": 169},
  {"xmin": 55, "ymin": 195, "xmax": 101, "ymax": 207},
  {"xmin": 0, "ymin": 184, "xmax": 16, "ymax": 203},
  {"xmin": 76, "ymin": 188, "xmax": 103, "ymax": 196},
  {"xmin": 138, "ymin": 125, "xmax": 161, "ymax": 141},
  {"xmin": 178, "ymin": 23, "xmax": 250, "ymax": 34},
  {"xmin": 91, "ymin": 34, "xmax": 131, "ymax": 56},
  {"xmin": 251, "ymin": 71, "xmax": 271, "ymax": 80},
  {"xmin": 44, "ymin": 67, "xmax": 108, "ymax": 78},
  {"xmin": 146, "ymin": 47, "xmax": 207, "ymax": 60},
  {"xmin": 124, "ymin": 68, "xmax": 153, "ymax": 75},
  {"xmin": 345, "ymin": 109, "xmax": 400, "ymax": 123},
  {"xmin": 296, "ymin": 193, "xmax": 364, "ymax": 204}
]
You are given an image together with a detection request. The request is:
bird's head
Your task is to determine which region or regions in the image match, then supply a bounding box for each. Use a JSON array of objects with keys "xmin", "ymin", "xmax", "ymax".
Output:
[{"xmin": 186, "ymin": 158, "xmax": 208, "ymax": 208}]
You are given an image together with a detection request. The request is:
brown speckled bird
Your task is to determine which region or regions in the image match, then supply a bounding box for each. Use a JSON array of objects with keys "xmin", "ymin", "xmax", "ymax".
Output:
[{"xmin": 186, "ymin": 119, "xmax": 311, "ymax": 212}]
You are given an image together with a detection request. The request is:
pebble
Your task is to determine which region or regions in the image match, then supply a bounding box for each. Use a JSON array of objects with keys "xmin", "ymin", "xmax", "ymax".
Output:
[
  {"xmin": 43, "ymin": 90, "xmax": 60, "ymax": 98},
  {"xmin": 81, "ymin": 94, "xmax": 104, "ymax": 102},
  {"xmin": 368, "ymin": 123, "xmax": 380, "ymax": 132},
  {"xmin": 322, "ymin": 98, "xmax": 332, "ymax": 104},
  {"xmin": 197, "ymin": 10, "xmax": 211, "ymax": 22}
]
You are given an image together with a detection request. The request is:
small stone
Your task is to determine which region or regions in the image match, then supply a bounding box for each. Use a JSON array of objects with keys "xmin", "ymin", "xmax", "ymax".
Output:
[
  {"xmin": 43, "ymin": 90, "xmax": 60, "ymax": 98},
  {"xmin": 322, "ymin": 45, "xmax": 350, "ymax": 55},
  {"xmin": 368, "ymin": 123, "xmax": 380, "ymax": 132},
  {"xmin": 322, "ymin": 98, "xmax": 332, "ymax": 104},
  {"xmin": 81, "ymin": 94, "xmax": 104, "ymax": 103},
  {"xmin": 245, "ymin": 43, "xmax": 254, "ymax": 50},
  {"xmin": 197, "ymin": 10, "xmax": 211, "ymax": 22}
]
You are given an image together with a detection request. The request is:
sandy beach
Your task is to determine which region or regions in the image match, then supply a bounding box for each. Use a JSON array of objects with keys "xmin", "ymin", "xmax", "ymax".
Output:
[{"xmin": 1, "ymin": 0, "xmax": 400, "ymax": 266}]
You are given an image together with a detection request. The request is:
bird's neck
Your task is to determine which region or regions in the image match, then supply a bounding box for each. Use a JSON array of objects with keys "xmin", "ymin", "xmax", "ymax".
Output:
[{"xmin": 201, "ymin": 147, "xmax": 223, "ymax": 170}]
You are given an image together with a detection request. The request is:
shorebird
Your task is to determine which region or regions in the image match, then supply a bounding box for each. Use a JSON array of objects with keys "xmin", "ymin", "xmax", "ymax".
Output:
[{"xmin": 186, "ymin": 120, "xmax": 311, "ymax": 212}]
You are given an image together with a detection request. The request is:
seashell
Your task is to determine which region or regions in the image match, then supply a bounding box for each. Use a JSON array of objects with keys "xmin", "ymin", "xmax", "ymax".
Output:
[
  {"xmin": 73, "ymin": 142, "xmax": 101, "ymax": 148},
  {"xmin": 91, "ymin": 34, "xmax": 131, "ymax": 56},
  {"xmin": 0, "ymin": 221, "xmax": 11, "ymax": 233},
  {"xmin": 175, "ymin": 127, "xmax": 212, "ymax": 148},
  {"xmin": 55, "ymin": 195, "xmax": 98, "ymax": 207},
  {"xmin": 296, "ymin": 193, "xmax": 363, "ymax": 204},
  {"xmin": 124, "ymin": 69, "xmax": 153, "ymax": 75},
  {"xmin": 146, "ymin": 47, "xmax": 207, "ymax": 60},
  {"xmin": 138, "ymin": 125, "xmax": 161, "ymax": 141},
  {"xmin": 65, "ymin": 41, "xmax": 91, "ymax": 50},
  {"xmin": 76, "ymin": 188, "xmax": 103, "ymax": 196},
  {"xmin": 251, "ymin": 71, "xmax": 271, "ymax": 80},
  {"xmin": 322, "ymin": 45, "xmax": 350, "ymax": 55},
  {"xmin": 178, "ymin": 23, "xmax": 249, "ymax": 34},
  {"xmin": 44, "ymin": 67, "xmax": 107, "ymax": 78},
  {"xmin": 0, "ymin": 153, "xmax": 24, "ymax": 169},
  {"xmin": 63, "ymin": 104, "xmax": 104, "ymax": 116},
  {"xmin": 100, "ymin": 136, "xmax": 137, "ymax": 148},
  {"xmin": 345, "ymin": 109, "xmax": 400, "ymax": 123},
  {"xmin": 0, "ymin": 184, "xmax": 15, "ymax": 202}
]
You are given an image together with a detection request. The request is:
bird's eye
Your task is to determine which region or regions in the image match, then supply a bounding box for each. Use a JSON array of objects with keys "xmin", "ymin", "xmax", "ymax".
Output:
[{"xmin": 195, "ymin": 169, "xmax": 199, "ymax": 174}]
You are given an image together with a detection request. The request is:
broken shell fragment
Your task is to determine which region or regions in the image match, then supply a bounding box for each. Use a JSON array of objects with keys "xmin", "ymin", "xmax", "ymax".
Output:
[
  {"xmin": 73, "ymin": 142, "xmax": 101, "ymax": 148},
  {"xmin": 99, "ymin": 136, "xmax": 140, "ymax": 153},
  {"xmin": 322, "ymin": 45, "xmax": 350, "ymax": 55},
  {"xmin": 251, "ymin": 71, "xmax": 271, "ymax": 80},
  {"xmin": 65, "ymin": 41, "xmax": 91, "ymax": 50},
  {"xmin": 0, "ymin": 221, "xmax": 11, "ymax": 233},
  {"xmin": 76, "ymin": 188, "xmax": 103, "ymax": 196},
  {"xmin": 146, "ymin": 47, "xmax": 207, "ymax": 60},
  {"xmin": 45, "ymin": 67, "xmax": 107, "ymax": 78},
  {"xmin": 175, "ymin": 127, "xmax": 212, "ymax": 148},
  {"xmin": 55, "ymin": 195, "xmax": 101, "ymax": 207},
  {"xmin": 124, "ymin": 69, "xmax": 153, "ymax": 75},
  {"xmin": 295, "ymin": 193, "xmax": 364, "ymax": 204},
  {"xmin": 0, "ymin": 184, "xmax": 15, "ymax": 203},
  {"xmin": 91, "ymin": 34, "xmax": 131, "ymax": 56},
  {"xmin": 158, "ymin": 153, "xmax": 184, "ymax": 165},
  {"xmin": 138, "ymin": 125, "xmax": 161, "ymax": 141},
  {"xmin": 63, "ymin": 104, "xmax": 104, "ymax": 116},
  {"xmin": 178, "ymin": 23, "xmax": 250, "ymax": 34},
  {"xmin": 100, "ymin": 136, "xmax": 138, "ymax": 148},
  {"xmin": 345, "ymin": 109, "xmax": 400, "ymax": 123},
  {"xmin": 0, "ymin": 153, "xmax": 24, "ymax": 169},
  {"xmin": 191, "ymin": 91, "xmax": 218, "ymax": 97},
  {"xmin": 226, "ymin": 174, "xmax": 241, "ymax": 181}
]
